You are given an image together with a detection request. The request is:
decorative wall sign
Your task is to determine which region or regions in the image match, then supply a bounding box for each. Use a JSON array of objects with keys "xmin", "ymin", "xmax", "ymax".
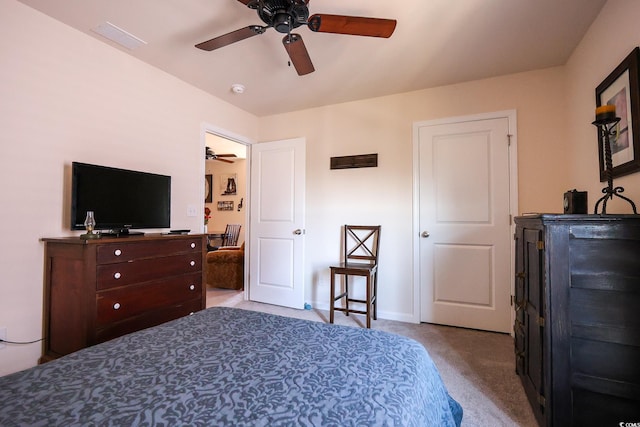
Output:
[
  {"xmin": 595, "ymin": 47, "xmax": 640, "ymax": 181},
  {"xmin": 330, "ymin": 153, "xmax": 378, "ymax": 170},
  {"xmin": 217, "ymin": 200, "xmax": 234, "ymax": 211}
]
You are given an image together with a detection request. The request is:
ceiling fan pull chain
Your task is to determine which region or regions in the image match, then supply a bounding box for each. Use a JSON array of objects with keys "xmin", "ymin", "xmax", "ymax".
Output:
[{"xmin": 285, "ymin": 30, "xmax": 294, "ymax": 67}]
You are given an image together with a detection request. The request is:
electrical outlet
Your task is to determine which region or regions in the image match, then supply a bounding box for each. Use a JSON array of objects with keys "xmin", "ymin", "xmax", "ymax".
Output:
[
  {"xmin": 0, "ymin": 327, "xmax": 6, "ymax": 350},
  {"xmin": 187, "ymin": 204, "xmax": 198, "ymax": 217}
]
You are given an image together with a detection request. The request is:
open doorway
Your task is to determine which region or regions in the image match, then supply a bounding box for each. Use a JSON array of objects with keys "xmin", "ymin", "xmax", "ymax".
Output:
[{"xmin": 205, "ymin": 132, "xmax": 248, "ymax": 248}]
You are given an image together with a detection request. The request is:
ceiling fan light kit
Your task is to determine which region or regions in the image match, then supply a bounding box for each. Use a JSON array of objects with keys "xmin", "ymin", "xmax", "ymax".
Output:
[{"xmin": 195, "ymin": 0, "xmax": 397, "ymax": 76}]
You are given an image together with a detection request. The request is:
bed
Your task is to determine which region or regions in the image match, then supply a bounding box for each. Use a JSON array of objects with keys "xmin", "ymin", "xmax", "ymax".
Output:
[{"xmin": 0, "ymin": 307, "xmax": 463, "ymax": 426}]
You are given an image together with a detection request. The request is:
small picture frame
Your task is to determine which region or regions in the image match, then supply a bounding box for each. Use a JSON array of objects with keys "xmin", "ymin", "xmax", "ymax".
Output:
[{"xmin": 595, "ymin": 47, "xmax": 640, "ymax": 181}]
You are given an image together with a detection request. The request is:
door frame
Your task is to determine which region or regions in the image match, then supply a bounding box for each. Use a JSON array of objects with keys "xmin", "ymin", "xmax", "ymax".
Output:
[
  {"xmin": 411, "ymin": 110, "xmax": 519, "ymax": 329},
  {"xmin": 201, "ymin": 122, "xmax": 255, "ymax": 300}
]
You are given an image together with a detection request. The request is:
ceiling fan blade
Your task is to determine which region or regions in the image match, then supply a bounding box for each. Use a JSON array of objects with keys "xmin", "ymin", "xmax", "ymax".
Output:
[
  {"xmin": 195, "ymin": 25, "xmax": 266, "ymax": 51},
  {"xmin": 237, "ymin": 0, "xmax": 253, "ymax": 5},
  {"xmin": 215, "ymin": 158, "xmax": 234, "ymax": 163},
  {"xmin": 216, "ymin": 154, "xmax": 238, "ymax": 157},
  {"xmin": 282, "ymin": 34, "xmax": 314, "ymax": 76},
  {"xmin": 308, "ymin": 14, "xmax": 397, "ymax": 38}
]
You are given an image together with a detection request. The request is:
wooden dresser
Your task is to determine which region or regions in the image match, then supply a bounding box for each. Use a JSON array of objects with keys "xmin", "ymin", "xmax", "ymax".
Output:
[
  {"xmin": 514, "ymin": 214, "xmax": 640, "ymax": 426},
  {"xmin": 41, "ymin": 234, "xmax": 206, "ymax": 362}
]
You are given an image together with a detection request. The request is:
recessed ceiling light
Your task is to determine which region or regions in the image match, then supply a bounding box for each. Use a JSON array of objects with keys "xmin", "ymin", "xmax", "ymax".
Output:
[
  {"xmin": 91, "ymin": 22, "xmax": 147, "ymax": 50},
  {"xmin": 231, "ymin": 84, "xmax": 245, "ymax": 94}
]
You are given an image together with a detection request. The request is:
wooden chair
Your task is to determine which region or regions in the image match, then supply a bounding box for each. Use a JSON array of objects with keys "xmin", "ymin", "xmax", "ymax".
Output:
[
  {"xmin": 208, "ymin": 224, "xmax": 241, "ymax": 251},
  {"xmin": 221, "ymin": 224, "xmax": 241, "ymax": 247},
  {"xmin": 329, "ymin": 225, "xmax": 381, "ymax": 328}
]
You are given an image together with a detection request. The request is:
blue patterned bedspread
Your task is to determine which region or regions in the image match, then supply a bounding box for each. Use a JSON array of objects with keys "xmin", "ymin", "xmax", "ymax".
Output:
[{"xmin": 0, "ymin": 307, "xmax": 462, "ymax": 426}]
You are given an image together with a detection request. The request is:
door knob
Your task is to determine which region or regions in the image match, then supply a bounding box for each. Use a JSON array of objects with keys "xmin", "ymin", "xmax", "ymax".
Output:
[
  {"xmin": 421, "ymin": 231, "xmax": 430, "ymax": 238},
  {"xmin": 294, "ymin": 229, "xmax": 303, "ymax": 235}
]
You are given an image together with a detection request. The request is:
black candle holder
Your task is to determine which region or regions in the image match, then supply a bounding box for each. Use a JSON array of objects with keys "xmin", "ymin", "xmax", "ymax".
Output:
[{"xmin": 592, "ymin": 116, "xmax": 637, "ymax": 214}]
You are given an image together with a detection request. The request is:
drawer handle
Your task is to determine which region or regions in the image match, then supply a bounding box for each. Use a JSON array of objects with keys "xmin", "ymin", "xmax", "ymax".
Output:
[
  {"xmin": 190, "ymin": 260, "xmax": 196, "ymax": 267},
  {"xmin": 114, "ymin": 272, "xmax": 122, "ymax": 279},
  {"xmin": 114, "ymin": 249, "xmax": 122, "ymax": 256},
  {"xmin": 189, "ymin": 284, "xmax": 195, "ymax": 291},
  {"xmin": 190, "ymin": 242, "xmax": 196, "ymax": 249},
  {"xmin": 113, "ymin": 302, "xmax": 121, "ymax": 310}
]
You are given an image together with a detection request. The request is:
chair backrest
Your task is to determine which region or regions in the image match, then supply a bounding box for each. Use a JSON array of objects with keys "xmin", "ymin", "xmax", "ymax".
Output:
[
  {"xmin": 343, "ymin": 225, "xmax": 381, "ymax": 266},
  {"xmin": 222, "ymin": 224, "xmax": 241, "ymax": 246}
]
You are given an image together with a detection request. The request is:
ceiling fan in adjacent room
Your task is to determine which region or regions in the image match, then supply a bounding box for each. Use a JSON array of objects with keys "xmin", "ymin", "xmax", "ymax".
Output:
[
  {"xmin": 195, "ymin": 0, "xmax": 397, "ymax": 76},
  {"xmin": 206, "ymin": 147, "xmax": 237, "ymax": 163}
]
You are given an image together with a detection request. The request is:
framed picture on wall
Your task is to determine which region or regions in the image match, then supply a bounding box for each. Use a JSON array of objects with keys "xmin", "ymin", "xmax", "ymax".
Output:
[
  {"xmin": 205, "ymin": 174, "xmax": 213, "ymax": 203},
  {"xmin": 595, "ymin": 47, "xmax": 640, "ymax": 181},
  {"xmin": 220, "ymin": 173, "xmax": 237, "ymax": 196}
]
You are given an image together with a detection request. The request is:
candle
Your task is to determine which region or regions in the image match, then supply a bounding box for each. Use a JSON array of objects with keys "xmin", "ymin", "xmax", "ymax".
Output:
[{"xmin": 595, "ymin": 104, "xmax": 616, "ymax": 122}]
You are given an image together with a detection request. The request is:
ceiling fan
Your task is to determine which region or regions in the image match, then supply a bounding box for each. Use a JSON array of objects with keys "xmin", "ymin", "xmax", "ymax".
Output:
[
  {"xmin": 195, "ymin": 0, "xmax": 397, "ymax": 76},
  {"xmin": 206, "ymin": 147, "xmax": 237, "ymax": 163}
]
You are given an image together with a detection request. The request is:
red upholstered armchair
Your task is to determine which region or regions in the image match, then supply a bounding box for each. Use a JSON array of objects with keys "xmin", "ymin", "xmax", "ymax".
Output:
[{"xmin": 205, "ymin": 242, "xmax": 244, "ymax": 290}]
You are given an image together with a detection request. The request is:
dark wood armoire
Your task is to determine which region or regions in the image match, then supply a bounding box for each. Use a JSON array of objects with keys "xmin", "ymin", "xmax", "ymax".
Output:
[{"xmin": 514, "ymin": 214, "xmax": 640, "ymax": 426}]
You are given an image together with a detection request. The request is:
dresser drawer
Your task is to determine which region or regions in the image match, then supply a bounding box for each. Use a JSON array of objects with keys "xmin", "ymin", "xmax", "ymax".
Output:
[
  {"xmin": 96, "ymin": 272, "xmax": 202, "ymax": 326},
  {"xmin": 95, "ymin": 298, "xmax": 203, "ymax": 344},
  {"xmin": 96, "ymin": 238, "xmax": 203, "ymax": 264},
  {"xmin": 97, "ymin": 253, "xmax": 202, "ymax": 290}
]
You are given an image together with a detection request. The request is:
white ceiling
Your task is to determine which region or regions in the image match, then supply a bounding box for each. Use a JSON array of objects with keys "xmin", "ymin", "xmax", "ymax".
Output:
[{"xmin": 18, "ymin": 0, "xmax": 607, "ymax": 117}]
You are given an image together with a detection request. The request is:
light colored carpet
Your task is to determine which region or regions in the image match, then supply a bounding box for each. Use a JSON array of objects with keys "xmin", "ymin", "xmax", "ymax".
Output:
[{"xmin": 206, "ymin": 288, "xmax": 538, "ymax": 427}]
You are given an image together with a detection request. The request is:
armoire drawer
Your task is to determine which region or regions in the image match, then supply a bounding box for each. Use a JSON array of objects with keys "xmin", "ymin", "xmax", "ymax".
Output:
[
  {"xmin": 96, "ymin": 272, "xmax": 202, "ymax": 326},
  {"xmin": 96, "ymin": 253, "xmax": 202, "ymax": 290},
  {"xmin": 96, "ymin": 238, "xmax": 202, "ymax": 264}
]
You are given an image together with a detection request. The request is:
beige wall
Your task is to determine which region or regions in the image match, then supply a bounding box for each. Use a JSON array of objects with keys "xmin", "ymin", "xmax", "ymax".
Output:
[
  {"xmin": 565, "ymin": 0, "xmax": 640, "ymax": 212},
  {"xmin": 0, "ymin": 0, "xmax": 258, "ymax": 375},
  {"xmin": 257, "ymin": 67, "xmax": 569, "ymax": 321}
]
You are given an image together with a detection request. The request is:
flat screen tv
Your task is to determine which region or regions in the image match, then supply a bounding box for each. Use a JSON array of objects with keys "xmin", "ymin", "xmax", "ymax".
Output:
[{"xmin": 71, "ymin": 162, "xmax": 171, "ymax": 235}]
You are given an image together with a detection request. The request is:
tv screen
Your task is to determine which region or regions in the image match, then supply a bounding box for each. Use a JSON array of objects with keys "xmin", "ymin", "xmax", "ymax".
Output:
[{"xmin": 71, "ymin": 162, "xmax": 171, "ymax": 234}]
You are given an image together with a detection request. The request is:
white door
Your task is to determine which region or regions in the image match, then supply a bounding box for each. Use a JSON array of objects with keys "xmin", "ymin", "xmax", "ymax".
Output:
[
  {"xmin": 249, "ymin": 137, "xmax": 306, "ymax": 309},
  {"xmin": 417, "ymin": 115, "xmax": 514, "ymax": 333}
]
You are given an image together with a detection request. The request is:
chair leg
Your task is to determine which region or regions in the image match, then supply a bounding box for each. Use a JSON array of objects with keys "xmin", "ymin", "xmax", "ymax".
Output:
[
  {"xmin": 329, "ymin": 271, "xmax": 335, "ymax": 324},
  {"xmin": 373, "ymin": 272, "xmax": 378, "ymax": 321},
  {"xmin": 344, "ymin": 275, "xmax": 350, "ymax": 317},
  {"xmin": 365, "ymin": 274, "xmax": 371, "ymax": 328}
]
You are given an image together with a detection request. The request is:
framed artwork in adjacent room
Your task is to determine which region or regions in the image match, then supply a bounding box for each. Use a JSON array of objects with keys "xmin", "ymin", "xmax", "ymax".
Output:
[
  {"xmin": 205, "ymin": 174, "xmax": 213, "ymax": 203},
  {"xmin": 595, "ymin": 47, "xmax": 640, "ymax": 181},
  {"xmin": 219, "ymin": 173, "xmax": 237, "ymax": 196}
]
